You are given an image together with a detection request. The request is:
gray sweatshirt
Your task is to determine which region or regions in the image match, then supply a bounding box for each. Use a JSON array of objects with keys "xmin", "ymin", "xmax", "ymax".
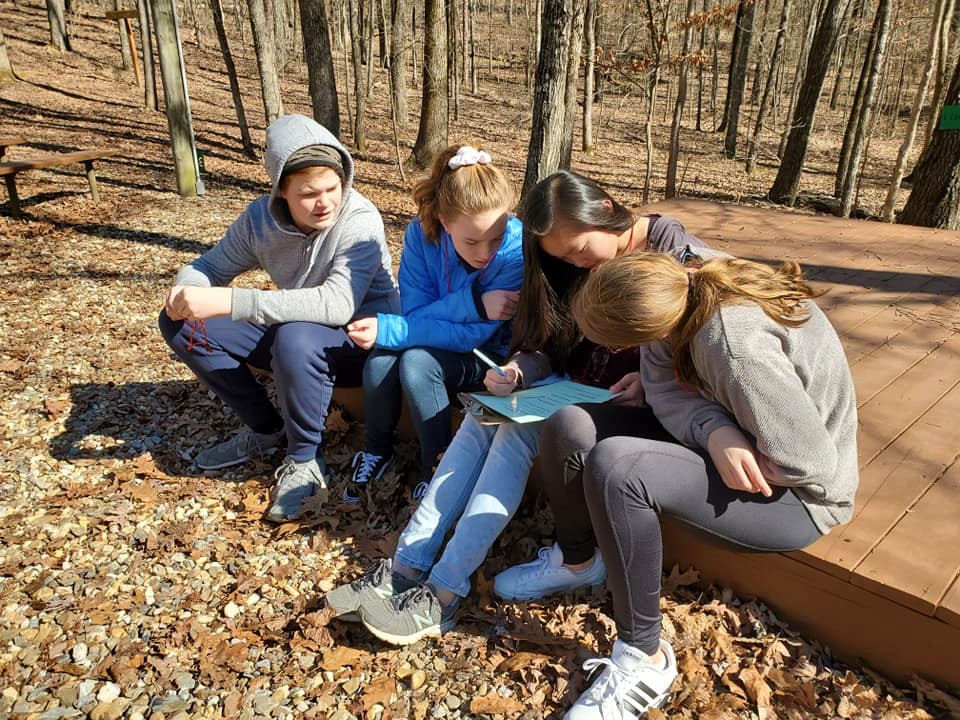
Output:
[
  {"xmin": 175, "ymin": 114, "xmax": 400, "ymax": 325},
  {"xmin": 640, "ymin": 255, "xmax": 859, "ymax": 534}
]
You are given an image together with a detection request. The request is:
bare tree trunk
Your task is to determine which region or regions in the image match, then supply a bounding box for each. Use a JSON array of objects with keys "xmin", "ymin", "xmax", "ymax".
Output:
[
  {"xmin": 116, "ymin": 0, "xmax": 133, "ymax": 69},
  {"xmin": 923, "ymin": 0, "xmax": 957, "ymax": 151},
  {"xmin": 882, "ymin": 0, "xmax": 948, "ymax": 222},
  {"xmin": 778, "ymin": 0, "xmax": 822, "ymax": 158},
  {"xmin": 410, "ymin": 0, "xmax": 448, "ymax": 167},
  {"xmin": 696, "ymin": 0, "xmax": 707, "ymax": 131},
  {"xmin": 469, "ymin": 0, "xmax": 478, "ymax": 93},
  {"xmin": 769, "ymin": 0, "xmax": 851, "ymax": 205},
  {"xmin": 723, "ymin": 0, "xmax": 756, "ymax": 158},
  {"xmin": 835, "ymin": 0, "xmax": 876, "ymax": 197},
  {"xmin": 711, "ymin": 4, "xmax": 719, "ymax": 128},
  {"xmin": 828, "ymin": 0, "xmax": 858, "ymax": 110},
  {"xmin": 666, "ymin": 0, "xmax": 697, "ymax": 197},
  {"xmin": 746, "ymin": 0, "xmax": 792, "ymax": 174},
  {"xmin": 522, "ymin": 0, "xmax": 571, "ymax": 197},
  {"xmin": 137, "ymin": 0, "xmax": 158, "ymax": 110},
  {"xmin": 46, "ymin": 0, "xmax": 71, "ymax": 51},
  {"xmin": 718, "ymin": 0, "xmax": 746, "ymax": 134},
  {"xmin": 377, "ymin": 0, "xmax": 389, "ymax": 66},
  {"xmin": 390, "ymin": 0, "xmax": 409, "ymax": 128},
  {"xmin": 582, "ymin": 0, "xmax": 595, "ymax": 151},
  {"xmin": 365, "ymin": 0, "xmax": 376, "ymax": 96},
  {"xmin": 210, "ymin": 0, "xmax": 256, "ymax": 156},
  {"xmin": 300, "ymin": 0, "xmax": 340, "ymax": 136},
  {"xmin": 247, "ymin": 0, "xmax": 284, "ymax": 124},
  {"xmin": 0, "ymin": 25, "xmax": 16, "ymax": 81},
  {"xmin": 837, "ymin": 0, "xmax": 891, "ymax": 217},
  {"xmin": 411, "ymin": 5, "xmax": 418, "ymax": 85},
  {"xmin": 748, "ymin": 0, "xmax": 771, "ymax": 109},
  {"xmin": 447, "ymin": 0, "xmax": 460, "ymax": 119},
  {"xmin": 900, "ymin": 57, "xmax": 960, "ymax": 229},
  {"xmin": 348, "ymin": 0, "xmax": 368, "ymax": 150},
  {"xmin": 559, "ymin": 0, "xmax": 586, "ymax": 168}
]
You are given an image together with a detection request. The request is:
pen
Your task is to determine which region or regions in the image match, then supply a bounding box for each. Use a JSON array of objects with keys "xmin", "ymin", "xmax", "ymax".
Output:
[{"xmin": 472, "ymin": 348, "xmax": 507, "ymax": 377}]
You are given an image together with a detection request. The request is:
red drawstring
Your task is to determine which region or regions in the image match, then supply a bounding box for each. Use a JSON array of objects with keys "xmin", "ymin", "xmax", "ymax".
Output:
[{"xmin": 185, "ymin": 320, "xmax": 213, "ymax": 353}]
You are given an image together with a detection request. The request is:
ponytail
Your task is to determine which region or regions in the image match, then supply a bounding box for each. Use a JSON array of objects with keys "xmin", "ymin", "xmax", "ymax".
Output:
[
  {"xmin": 572, "ymin": 252, "xmax": 820, "ymax": 389},
  {"xmin": 411, "ymin": 144, "xmax": 516, "ymax": 243}
]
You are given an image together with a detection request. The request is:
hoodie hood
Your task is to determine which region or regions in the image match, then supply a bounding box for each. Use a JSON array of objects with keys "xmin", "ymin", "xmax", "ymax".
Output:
[{"xmin": 264, "ymin": 114, "xmax": 355, "ymax": 229}]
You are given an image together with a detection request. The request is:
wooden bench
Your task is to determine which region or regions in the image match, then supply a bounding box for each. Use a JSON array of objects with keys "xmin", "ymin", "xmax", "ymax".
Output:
[
  {"xmin": 0, "ymin": 149, "xmax": 118, "ymax": 218},
  {"xmin": 0, "ymin": 136, "xmax": 26, "ymax": 163}
]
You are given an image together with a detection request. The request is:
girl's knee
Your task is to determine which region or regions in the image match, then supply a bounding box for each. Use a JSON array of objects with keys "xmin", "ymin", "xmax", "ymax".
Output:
[
  {"xmin": 398, "ymin": 348, "xmax": 442, "ymax": 387},
  {"xmin": 540, "ymin": 404, "xmax": 598, "ymax": 457}
]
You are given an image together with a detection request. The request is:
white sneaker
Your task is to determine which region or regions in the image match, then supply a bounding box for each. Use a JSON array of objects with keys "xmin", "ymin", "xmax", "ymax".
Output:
[
  {"xmin": 565, "ymin": 639, "xmax": 677, "ymax": 720},
  {"xmin": 493, "ymin": 543, "xmax": 605, "ymax": 601}
]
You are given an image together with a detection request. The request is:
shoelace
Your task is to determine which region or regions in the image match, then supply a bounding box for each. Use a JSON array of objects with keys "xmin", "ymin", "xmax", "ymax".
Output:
[
  {"xmin": 351, "ymin": 559, "xmax": 390, "ymax": 591},
  {"xmin": 354, "ymin": 452, "xmax": 385, "ymax": 484},
  {"xmin": 274, "ymin": 457, "xmax": 297, "ymax": 482},
  {"xmin": 411, "ymin": 481, "xmax": 430, "ymax": 500},
  {"xmin": 185, "ymin": 319, "xmax": 213, "ymax": 353},
  {"xmin": 391, "ymin": 585, "xmax": 436, "ymax": 612},
  {"xmin": 581, "ymin": 658, "xmax": 633, "ymax": 717}
]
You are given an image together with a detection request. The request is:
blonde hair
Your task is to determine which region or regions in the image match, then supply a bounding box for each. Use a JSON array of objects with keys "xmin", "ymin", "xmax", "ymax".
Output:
[
  {"xmin": 571, "ymin": 252, "xmax": 819, "ymax": 389},
  {"xmin": 412, "ymin": 144, "xmax": 516, "ymax": 243}
]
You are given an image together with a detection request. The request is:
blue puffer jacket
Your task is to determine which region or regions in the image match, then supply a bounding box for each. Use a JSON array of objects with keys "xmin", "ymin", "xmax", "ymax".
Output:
[{"xmin": 375, "ymin": 216, "xmax": 524, "ymax": 354}]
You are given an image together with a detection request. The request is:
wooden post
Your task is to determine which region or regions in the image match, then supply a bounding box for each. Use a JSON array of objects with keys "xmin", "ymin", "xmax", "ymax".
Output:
[
  {"xmin": 4, "ymin": 176, "xmax": 21, "ymax": 218},
  {"xmin": 137, "ymin": 0, "xmax": 158, "ymax": 110},
  {"xmin": 151, "ymin": 0, "xmax": 203, "ymax": 197},
  {"xmin": 106, "ymin": 11, "xmax": 142, "ymax": 86},
  {"xmin": 83, "ymin": 160, "xmax": 100, "ymax": 202}
]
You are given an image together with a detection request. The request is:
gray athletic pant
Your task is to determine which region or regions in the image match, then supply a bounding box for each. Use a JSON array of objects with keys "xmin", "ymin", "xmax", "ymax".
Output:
[{"xmin": 539, "ymin": 403, "xmax": 822, "ymax": 655}]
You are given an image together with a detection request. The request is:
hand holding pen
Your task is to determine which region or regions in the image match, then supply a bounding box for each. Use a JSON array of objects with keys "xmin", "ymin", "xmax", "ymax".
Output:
[{"xmin": 474, "ymin": 348, "xmax": 520, "ymax": 396}]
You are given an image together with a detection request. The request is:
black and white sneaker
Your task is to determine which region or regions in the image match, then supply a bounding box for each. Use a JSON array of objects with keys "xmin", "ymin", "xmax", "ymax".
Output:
[
  {"xmin": 565, "ymin": 639, "xmax": 677, "ymax": 720},
  {"xmin": 341, "ymin": 451, "xmax": 394, "ymax": 504}
]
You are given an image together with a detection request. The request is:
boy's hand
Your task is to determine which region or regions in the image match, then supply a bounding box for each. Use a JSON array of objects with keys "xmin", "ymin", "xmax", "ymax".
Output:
[
  {"xmin": 481, "ymin": 289, "xmax": 520, "ymax": 321},
  {"xmin": 347, "ymin": 317, "xmax": 378, "ymax": 349},
  {"xmin": 484, "ymin": 364, "xmax": 520, "ymax": 396},
  {"xmin": 166, "ymin": 286, "xmax": 232, "ymax": 321},
  {"xmin": 706, "ymin": 425, "xmax": 773, "ymax": 497},
  {"xmin": 610, "ymin": 371, "xmax": 645, "ymax": 406}
]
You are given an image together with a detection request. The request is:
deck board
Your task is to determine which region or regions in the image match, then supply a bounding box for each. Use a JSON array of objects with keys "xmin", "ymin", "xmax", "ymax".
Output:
[
  {"xmin": 853, "ymin": 457, "xmax": 960, "ymax": 614},
  {"xmin": 642, "ymin": 198, "xmax": 960, "ymax": 690}
]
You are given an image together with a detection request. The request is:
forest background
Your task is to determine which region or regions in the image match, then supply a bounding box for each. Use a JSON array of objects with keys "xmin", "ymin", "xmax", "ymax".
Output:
[{"xmin": 2, "ymin": 0, "xmax": 960, "ymax": 718}]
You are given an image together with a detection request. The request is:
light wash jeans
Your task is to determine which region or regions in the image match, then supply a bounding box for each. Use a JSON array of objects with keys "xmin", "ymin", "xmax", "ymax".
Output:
[{"xmin": 394, "ymin": 415, "xmax": 542, "ymax": 597}]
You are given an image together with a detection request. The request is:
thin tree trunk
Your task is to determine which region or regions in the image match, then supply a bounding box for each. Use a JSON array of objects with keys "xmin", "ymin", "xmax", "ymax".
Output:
[
  {"xmin": 837, "ymin": 0, "xmax": 891, "ymax": 217},
  {"xmin": 835, "ymin": 0, "xmax": 877, "ymax": 198},
  {"xmin": 718, "ymin": 0, "xmax": 746, "ymax": 134},
  {"xmin": 46, "ymin": 0, "xmax": 71, "ymax": 51},
  {"xmin": 210, "ymin": 0, "xmax": 256, "ymax": 156},
  {"xmin": 559, "ymin": 0, "xmax": 586, "ymax": 168},
  {"xmin": 778, "ymin": 0, "xmax": 822, "ymax": 158},
  {"xmin": 365, "ymin": 0, "xmax": 376, "ymax": 96},
  {"xmin": 746, "ymin": 0, "xmax": 792, "ymax": 174},
  {"xmin": 138, "ymin": 0, "xmax": 158, "ymax": 109},
  {"xmin": 410, "ymin": 0, "xmax": 448, "ymax": 167},
  {"xmin": 828, "ymin": 0, "xmax": 858, "ymax": 110},
  {"xmin": 447, "ymin": 0, "xmax": 459, "ymax": 119},
  {"xmin": 522, "ymin": 0, "xmax": 571, "ymax": 197},
  {"xmin": 923, "ymin": 0, "xmax": 957, "ymax": 151},
  {"xmin": 696, "ymin": 0, "xmax": 706, "ymax": 131},
  {"xmin": 0, "ymin": 25, "xmax": 15, "ymax": 81},
  {"xmin": 300, "ymin": 0, "xmax": 340, "ymax": 136},
  {"xmin": 666, "ymin": 0, "xmax": 697, "ymax": 197},
  {"xmin": 769, "ymin": 0, "xmax": 851, "ymax": 205},
  {"xmin": 348, "ymin": 0, "xmax": 367, "ymax": 150},
  {"xmin": 723, "ymin": 0, "xmax": 756, "ymax": 158},
  {"xmin": 470, "ymin": 0, "xmax": 478, "ymax": 93},
  {"xmin": 882, "ymin": 0, "xmax": 948, "ymax": 222},
  {"xmin": 116, "ymin": 0, "xmax": 133, "ymax": 69},
  {"xmin": 247, "ymin": 0, "xmax": 284, "ymax": 124},
  {"xmin": 641, "ymin": 0, "xmax": 665, "ymax": 203},
  {"xmin": 582, "ymin": 0, "xmax": 595, "ymax": 151},
  {"xmin": 390, "ymin": 0, "xmax": 409, "ymax": 128}
]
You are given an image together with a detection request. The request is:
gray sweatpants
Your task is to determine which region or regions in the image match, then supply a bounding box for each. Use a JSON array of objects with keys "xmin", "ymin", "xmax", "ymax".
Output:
[{"xmin": 539, "ymin": 403, "xmax": 821, "ymax": 654}]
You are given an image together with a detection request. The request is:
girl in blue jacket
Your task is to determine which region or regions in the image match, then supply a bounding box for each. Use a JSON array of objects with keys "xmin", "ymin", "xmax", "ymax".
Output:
[{"xmin": 344, "ymin": 145, "xmax": 523, "ymax": 503}]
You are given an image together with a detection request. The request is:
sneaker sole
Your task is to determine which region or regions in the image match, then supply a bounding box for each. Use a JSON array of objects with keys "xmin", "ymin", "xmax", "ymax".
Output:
[
  {"xmin": 493, "ymin": 580, "xmax": 605, "ymax": 602},
  {"xmin": 361, "ymin": 617, "xmax": 454, "ymax": 646},
  {"xmin": 196, "ymin": 447, "xmax": 279, "ymax": 471}
]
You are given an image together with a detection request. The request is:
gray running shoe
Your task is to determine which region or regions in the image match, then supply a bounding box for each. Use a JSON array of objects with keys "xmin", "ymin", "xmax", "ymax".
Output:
[
  {"xmin": 265, "ymin": 456, "xmax": 328, "ymax": 522},
  {"xmin": 360, "ymin": 584, "xmax": 458, "ymax": 646},
  {"xmin": 195, "ymin": 428, "xmax": 284, "ymax": 470},
  {"xmin": 325, "ymin": 558, "xmax": 417, "ymax": 622}
]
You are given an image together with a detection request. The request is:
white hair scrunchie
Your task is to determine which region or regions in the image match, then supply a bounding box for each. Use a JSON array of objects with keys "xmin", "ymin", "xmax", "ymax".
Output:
[{"xmin": 448, "ymin": 146, "xmax": 493, "ymax": 169}]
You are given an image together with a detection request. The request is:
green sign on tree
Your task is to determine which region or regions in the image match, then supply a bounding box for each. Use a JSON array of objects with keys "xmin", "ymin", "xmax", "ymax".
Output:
[{"xmin": 940, "ymin": 105, "xmax": 960, "ymax": 130}]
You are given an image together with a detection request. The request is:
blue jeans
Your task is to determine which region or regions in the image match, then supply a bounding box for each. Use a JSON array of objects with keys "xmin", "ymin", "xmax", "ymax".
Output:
[
  {"xmin": 159, "ymin": 312, "xmax": 367, "ymax": 462},
  {"xmin": 362, "ymin": 347, "xmax": 489, "ymax": 477},
  {"xmin": 394, "ymin": 416, "xmax": 542, "ymax": 597}
]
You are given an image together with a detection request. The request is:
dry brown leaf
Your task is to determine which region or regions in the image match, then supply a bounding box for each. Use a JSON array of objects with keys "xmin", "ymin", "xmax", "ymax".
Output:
[
  {"xmin": 362, "ymin": 676, "xmax": 397, "ymax": 710},
  {"xmin": 0, "ymin": 359, "xmax": 24, "ymax": 373},
  {"xmin": 496, "ymin": 650, "xmax": 553, "ymax": 674},
  {"xmin": 662, "ymin": 564, "xmax": 701, "ymax": 593},
  {"xmin": 469, "ymin": 693, "xmax": 525, "ymax": 714},
  {"xmin": 738, "ymin": 665, "xmax": 773, "ymax": 715},
  {"xmin": 124, "ymin": 479, "xmax": 159, "ymax": 504},
  {"xmin": 43, "ymin": 398, "xmax": 70, "ymax": 419},
  {"xmin": 319, "ymin": 646, "xmax": 368, "ymax": 670}
]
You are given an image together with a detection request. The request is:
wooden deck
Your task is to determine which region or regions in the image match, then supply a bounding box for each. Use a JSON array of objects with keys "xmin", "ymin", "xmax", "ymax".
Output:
[{"xmin": 644, "ymin": 199, "xmax": 960, "ymax": 691}]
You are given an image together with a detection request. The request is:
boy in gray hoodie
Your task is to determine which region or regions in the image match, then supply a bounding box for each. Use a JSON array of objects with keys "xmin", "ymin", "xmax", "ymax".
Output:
[{"xmin": 160, "ymin": 114, "xmax": 400, "ymax": 522}]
